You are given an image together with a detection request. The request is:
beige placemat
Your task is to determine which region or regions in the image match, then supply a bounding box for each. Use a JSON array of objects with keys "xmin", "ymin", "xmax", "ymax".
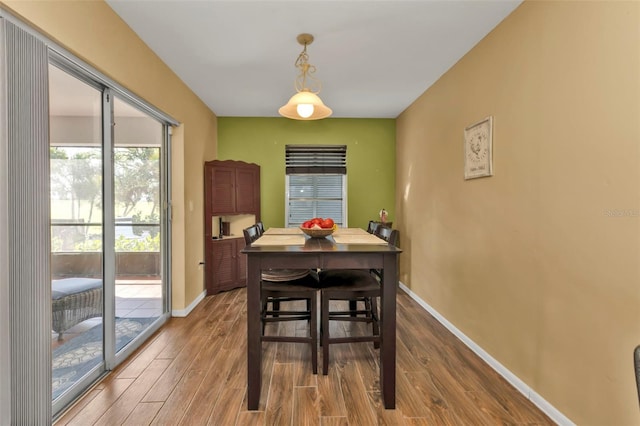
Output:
[
  {"xmin": 332, "ymin": 234, "xmax": 388, "ymax": 245},
  {"xmin": 333, "ymin": 227, "xmax": 369, "ymax": 236},
  {"xmin": 251, "ymin": 234, "xmax": 306, "ymax": 246},
  {"xmin": 263, "ymin": 227, "xmax": 304, "ymax": 235}
]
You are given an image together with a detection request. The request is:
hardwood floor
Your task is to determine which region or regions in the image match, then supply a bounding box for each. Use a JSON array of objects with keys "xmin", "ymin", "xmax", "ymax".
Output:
[{"xmin": 55, "ymin": 287, "xmax": 555, "ymax": 425}]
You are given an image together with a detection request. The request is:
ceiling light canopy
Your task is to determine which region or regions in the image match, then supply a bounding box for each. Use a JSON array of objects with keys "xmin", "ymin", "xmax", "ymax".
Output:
[{"xmin": 279, "ymin": 34, "xmax": 332, "ymax": 121}]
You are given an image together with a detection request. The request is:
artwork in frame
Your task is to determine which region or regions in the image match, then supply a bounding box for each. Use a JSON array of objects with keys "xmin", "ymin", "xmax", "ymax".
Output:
[{"xmin": 464, "ymin": 116, "xmax": 493, "ymax": 180}]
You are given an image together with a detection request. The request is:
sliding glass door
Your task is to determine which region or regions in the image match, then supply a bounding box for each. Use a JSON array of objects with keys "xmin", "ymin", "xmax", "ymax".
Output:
[
  {"xmin": 49, "ymin": 63, "xmax": 171, "ymax": 414},
  {"xmin": 112, "ymin": 96, "xmax": 165, "ymax": 356},
  {"xmin": 49, "ymin": 64, "xmax": 105, "ymax": 404}
]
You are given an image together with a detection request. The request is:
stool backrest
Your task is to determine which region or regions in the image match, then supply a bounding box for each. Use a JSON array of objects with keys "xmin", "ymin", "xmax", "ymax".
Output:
[
  {"xmin": 374, "ymin": 225, "xmax": 399, "ymax": 247},
  {"xmin": 243, "ymin": 225, "xmax": 260, "ymax": 245},
  {"xmin": 366, "ymin": 221, "xmax": 379, "ymax": 234}
]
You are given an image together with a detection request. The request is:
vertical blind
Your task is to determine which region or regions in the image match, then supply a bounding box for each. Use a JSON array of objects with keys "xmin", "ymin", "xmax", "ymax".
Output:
[
  {"xmin": 285, "ymin": 145, "xmax": 346, "ymax": 227},
  {"xmin": 5, "ymin": 19, "xmax": 53, "ymax": 423},
  {"xmin": 0, "ymin": 17, "xmax": 9, "ymax": 425}
]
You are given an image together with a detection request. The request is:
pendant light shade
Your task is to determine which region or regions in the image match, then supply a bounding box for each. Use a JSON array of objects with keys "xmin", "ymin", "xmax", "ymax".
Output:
[
  {"xmin": 279, "ymin": 34, "xmax": 332, "ymax": 120},
  {"xmin": 279, "ymin": 90, "xmax": 332, "ymax": 120}
]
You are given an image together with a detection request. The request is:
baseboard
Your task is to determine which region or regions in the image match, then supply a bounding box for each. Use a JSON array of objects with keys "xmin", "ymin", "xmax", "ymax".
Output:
[
  {"xmin": 171, "ymin": 290, "xmax": 206, "ymax": 317},
  {"xmin": 398, "ymin": 282, "xmax": 574, "ymax": 426}
]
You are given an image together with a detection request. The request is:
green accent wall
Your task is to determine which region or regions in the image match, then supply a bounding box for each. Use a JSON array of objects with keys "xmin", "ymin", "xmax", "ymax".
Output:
[{"xmin": 218, "ymin": 117, "xmax": 396, "ymax": 229}]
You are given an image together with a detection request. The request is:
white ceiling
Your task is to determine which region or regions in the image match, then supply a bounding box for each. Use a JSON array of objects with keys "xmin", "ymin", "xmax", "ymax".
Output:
[{"xmin": 105, "ymin": 0, "xmax": 522, "ymax": 119}]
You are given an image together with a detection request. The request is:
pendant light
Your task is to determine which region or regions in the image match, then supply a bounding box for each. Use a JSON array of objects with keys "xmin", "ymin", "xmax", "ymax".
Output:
[{"xmin": 279, "ymin": 33, "xmax": 332, "ymax": 120}]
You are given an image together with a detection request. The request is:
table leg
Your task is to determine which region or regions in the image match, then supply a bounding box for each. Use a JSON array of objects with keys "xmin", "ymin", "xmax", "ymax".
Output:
[
  {"xmin": 247, "ymin": 256, "xmax": 261, "ymax": 410},
  {"xmin": 380, "ymin": 254, "xmax": 397, "ymax": 409}
]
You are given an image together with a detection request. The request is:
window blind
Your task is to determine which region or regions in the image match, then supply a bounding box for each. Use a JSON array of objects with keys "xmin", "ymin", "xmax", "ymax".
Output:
[
  {"xmin": 285, "ymin": 145, "xmax": 346, "ymax": 175},
  {"xmin": 285, "ymin": 145, "xmax": 347, "ymax": 227},
  {"xmin": 288, "ymin": 175, "xmax": 344, "ymax": 225},
  {"xmin": 5, "ymin": 19, "xmax": 52, "ymax": 423}
]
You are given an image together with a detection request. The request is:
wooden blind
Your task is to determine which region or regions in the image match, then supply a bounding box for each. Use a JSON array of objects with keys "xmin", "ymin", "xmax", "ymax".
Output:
[{"xmin": 285, "ymin": 145, "xmax": 346, "ymax": 175}]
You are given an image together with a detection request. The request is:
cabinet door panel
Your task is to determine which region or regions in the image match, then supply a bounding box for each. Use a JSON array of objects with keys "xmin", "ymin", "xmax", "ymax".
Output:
[
  {"xmin": 235, "ymin": 167, "xmax": 259, "ymax": 213},
  {"xmin": 211, "ymin": 239, "xmax": 236, "ymax": 290},
  {"xmin": 204, "ymin": 241, "xmax": 216, "ymax": 293},
  {"xmin": 210, "ymin": 167, "xmax": 236, "ymax": 214}
]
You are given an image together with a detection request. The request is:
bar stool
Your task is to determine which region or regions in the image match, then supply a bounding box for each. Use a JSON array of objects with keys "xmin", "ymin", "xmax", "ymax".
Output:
[
  {"xmin": 243, "ymin": 224, "xmax": 319, "ymax": 373},
  {"xmin": 319, "ymin": 227, "xmax": 399, "ymax": 374},
  {"xmin": 319, "ymin": 269, "xmax": 381, "ymax": 375},
  {"xmin": 348, "ymin": 224, "xmax": 399, "ymax": 316}
]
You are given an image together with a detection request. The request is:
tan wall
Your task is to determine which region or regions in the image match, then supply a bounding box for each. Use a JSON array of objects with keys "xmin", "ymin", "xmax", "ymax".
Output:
[
  {"xmin": 2, "ymin": 0, "xmax": 217, "ymax": 311},
  {"xmin": 396, "ymin": 1, "xmax": 640, "ymax": 424}
]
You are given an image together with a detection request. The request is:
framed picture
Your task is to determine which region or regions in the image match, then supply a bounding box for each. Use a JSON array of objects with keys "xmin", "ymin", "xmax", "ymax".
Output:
[{"xmin": 464, "ymin": 116, "xmax": 493, "ymax": 179}]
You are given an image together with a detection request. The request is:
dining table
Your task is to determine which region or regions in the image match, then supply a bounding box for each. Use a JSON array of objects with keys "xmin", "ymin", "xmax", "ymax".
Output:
[{"xmin": 241, "ymin": 227, "xmax": 402, "ymax": 410}]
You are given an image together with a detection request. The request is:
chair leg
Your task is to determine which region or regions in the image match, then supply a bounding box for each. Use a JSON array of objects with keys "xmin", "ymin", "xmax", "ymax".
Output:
[
  {"xmin": 364, "ymin": 297, "xmax": 372, "ymax": 320},
  {"xmin": 310, "ymin": 292, "xmax": 318, "ymax": 374},
  {"xmin": 349, "ymin": 299, "xmax": 358, "ymax": 317},
  {"xmin": 370, "ymin": 296, "xmax": 380, "ymax": 349},
  {"xmin": 261, "ymin": 295, "xmax": 267, "ymax": 335},
  {"xmin": 322, "ymin": 291, "xmax": 330, "ymax": 375}
]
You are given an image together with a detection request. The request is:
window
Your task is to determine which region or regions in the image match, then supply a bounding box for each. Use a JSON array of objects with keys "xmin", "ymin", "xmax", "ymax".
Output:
[{"xmin": 285, "ymin": 145, "xmax": 347, "ymax": 227}]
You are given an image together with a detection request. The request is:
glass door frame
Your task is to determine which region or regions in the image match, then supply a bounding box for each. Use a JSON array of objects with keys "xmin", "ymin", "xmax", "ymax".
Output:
[{"xmin": 103, "ymin": 88, "xmax": 116, "ymax": 369}]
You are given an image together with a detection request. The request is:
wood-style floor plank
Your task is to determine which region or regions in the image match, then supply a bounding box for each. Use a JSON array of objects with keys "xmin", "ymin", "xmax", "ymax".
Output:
[
  {"xmin": 206, "ymin": 386, "xmax": 244, "ymax": 425},
  {"xmin": 293, "ymin": 386, "xmax": 320, "ymax": 426},
  {"xmin": 121, "ymin": 402, "xmax": 163, "ymax": 426},
  {"xmin": 93, "ymin": 359, "xmax": 171, "ymax": 426},
  {"xmin": 236, "ymin": 410, "xmax": 265, "ymax": 426},
  {"xmin": 336, "ymin": 356, "xmax": 379, "ymax": 426},
  {"xmin": 141, "ymin": 333, "xmax": 208, "ymax": 402},
  {"xmin": 115, "ymin": 332, "xmax": 171, "ymax": 380},
  {"xmin": 54, "ymin": 389, "xmax": 101, "ymax": 426},
  {"xmin": 150, "ymin": 368, "xmax": 206, "ymax": 425},
  {"xmin": 55, "ymin": 287, "xmax": 555, "ymax": 426},
  {"xmin": 317, "ymin": 369, "xmax": 347, "ymax": 418},
  {"xmin": 320, "ymin": 417, "xmax": 349, "ymax": 426},
  {"xmin": 61, "ymin": 378, "xmax": 134, "ymax": 426},
  {"xmin": 265, "ymin": 363, "xmax": 295, "ymax": 426},
  {"xmin": 365, "ymin": 390, "xmax": 406, "ymax": 425}
]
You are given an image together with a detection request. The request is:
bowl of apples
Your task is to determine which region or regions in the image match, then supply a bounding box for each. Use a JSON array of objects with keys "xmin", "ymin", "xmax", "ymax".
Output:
[{"xmin": 300, "ymin": 217, "xmax": 337, "ymax": 238}]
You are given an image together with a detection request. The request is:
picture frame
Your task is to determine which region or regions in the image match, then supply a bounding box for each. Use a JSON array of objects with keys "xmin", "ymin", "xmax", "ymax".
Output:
[{"xmin": 464, "ymin": 116, "xmax": 493, "ymax": 180}]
